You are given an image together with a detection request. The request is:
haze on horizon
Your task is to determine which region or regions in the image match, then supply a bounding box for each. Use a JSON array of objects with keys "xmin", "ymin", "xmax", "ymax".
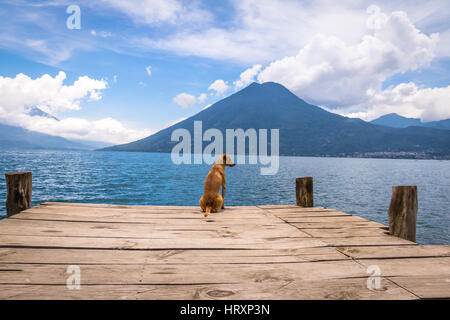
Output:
[{"xmin": 0, "ymin": 0, "xmax": 449, "ymax": 145}]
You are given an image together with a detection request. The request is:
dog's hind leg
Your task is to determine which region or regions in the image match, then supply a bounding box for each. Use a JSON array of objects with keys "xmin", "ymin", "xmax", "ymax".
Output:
[
  {"xmin": 221, "ymin": 175, "xmax": 226, "ymax": 209},
  {"xmin": 199, "ymin": 197, "xmax": 206, "ymax": 212},
  {"xmin": 214, "ymin": 194, "xmax": 224, "ymax": 212}
]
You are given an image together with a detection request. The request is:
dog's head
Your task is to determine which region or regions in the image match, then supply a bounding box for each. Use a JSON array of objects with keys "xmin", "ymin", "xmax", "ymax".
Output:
[{"xmin": 217, "ymin": 153, "xmax": 235, "ymax": 167}]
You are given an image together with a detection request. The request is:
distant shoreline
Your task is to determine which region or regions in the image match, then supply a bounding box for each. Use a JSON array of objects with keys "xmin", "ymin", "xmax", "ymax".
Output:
[
  {"xmin": 97, "ymin": 149, "xmax": 450, "ymax": 161},
  {"xmin": 2, "ymin": 147, "xmax": 448, "ymax": 161}
]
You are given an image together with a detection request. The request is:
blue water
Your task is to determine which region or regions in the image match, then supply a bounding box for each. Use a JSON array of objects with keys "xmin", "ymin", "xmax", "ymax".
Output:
[{"xmin": 0, "ymin": 149, "xmax": 448, "ymax": 245}]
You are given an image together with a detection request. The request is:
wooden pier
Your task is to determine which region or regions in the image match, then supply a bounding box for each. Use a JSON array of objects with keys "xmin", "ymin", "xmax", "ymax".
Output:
[{"xmin": 0, "ymin": 202, "xmax": 449, "ymax": 299}]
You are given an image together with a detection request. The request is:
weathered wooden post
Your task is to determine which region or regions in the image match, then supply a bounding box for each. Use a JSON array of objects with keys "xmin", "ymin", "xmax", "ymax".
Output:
[
  {"xmin": 5, "ymin": 172, "xmax": 32, "ymax": 217},
  {"xmin": 388, "ymin": 186, "xmax": 417, "ymax": 242},
  {"xmin": 296, "ymin": 177, "xmax": 313, "ymax": 207}
]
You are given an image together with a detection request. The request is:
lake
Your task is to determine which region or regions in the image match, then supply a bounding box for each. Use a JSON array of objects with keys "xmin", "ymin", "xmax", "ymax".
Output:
[{"xmin": 0, "ymin": 149, "xmax": 448, "ymax": 245}]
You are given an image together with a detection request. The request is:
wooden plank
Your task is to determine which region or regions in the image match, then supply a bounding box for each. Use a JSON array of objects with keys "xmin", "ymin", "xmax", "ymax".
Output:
[
  {"xmin": 0, "ymin": 247, "xmax": 349, "ymax": 265},
  {"xmin": 30, "ymin": 203, "xmax": 269, "ymax": 213},
  {"xmin": 258, "ymin": 205, "xmax": 328, "ymax": 210},
  {"xmin": 279, "ymin": 216, "xmax": 375, "ymax": 223},
  {"xmin": 41, "ymin": 202, "xmax": 199, "ymax": 209},
  {"xmin": 304, "ymin": 227, "xmax": 389, "ymax": 238},
  {"xmin": 389, "ymin": 276, "xmax": 450, "ymax": 299},
  {"xmin": 0, "ymin": 218, "xmax": 312, "ymax": 239},
  {"xmin": 337, "ymin": 245, "xmax": 450, "ymax": 259},
  {"xmin": 22, "ymin": 206, "xmax": 268, "ymax": 217},
  {"xmin": 14, "ymin": 217, "xmax": 275, "ymax": 226},
  {"xmin": 0, "ymin": 278, "xmax": 417, "ymax": 300},
  {"xmin": 0, "ymin": 234, "xmax": 327, "ymax": 250},
  {"xmin": 40, "ymin": 203, "xmax": 269, "ymax": 213},
  {"xmin": 289, "ymin": 221, "xmax": 387, "ymax": 229},
  {"xmin": 317, "ymin": 236, "xmax": 416, "ymax": 247},
  {"xmin": 257, "ymin": 205, "xmax": 301, "ymax": 209},
  {"xmin": 266, "ymin": 208, "xmax": 343, "ymax": 214},
  {"xmin": 10, "ymin": 213, "xmax": 285, "ymax": 226},
  {"xmin": 44, "ymin": 202, "xmax": 284, "ymax": 209},
  {"xmin": 17, "ymin": 211, "xmax": 267, "ymax": 219},
  {"xmin": 0, "ymin": 260, "xmax": 371, "ymax": 285},
  {"xmin": 270, "ymin": 211, "xmax": 350, "ymax": 218},
  {"xmin": 356, "ymin": 257, "xmax": 450, "ymax": 277},
  {"xmin": 17, "ymin": 205, "xmax": 273, "ymax": 217}
]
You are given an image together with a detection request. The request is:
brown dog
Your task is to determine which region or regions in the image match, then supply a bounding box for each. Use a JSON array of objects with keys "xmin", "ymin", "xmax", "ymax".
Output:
[{"xmin": 199, "ymin": 154, "xmax": 235, "ymax": 217}]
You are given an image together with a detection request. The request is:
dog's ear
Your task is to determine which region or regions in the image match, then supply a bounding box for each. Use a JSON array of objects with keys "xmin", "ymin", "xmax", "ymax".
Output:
[
  {"xmin": 225, "ymin": 154, "xmax": 235, "ymax": 167},
  {"xmin": 222, "ymin": 153, "xmax": 227, "ymax": 165}
]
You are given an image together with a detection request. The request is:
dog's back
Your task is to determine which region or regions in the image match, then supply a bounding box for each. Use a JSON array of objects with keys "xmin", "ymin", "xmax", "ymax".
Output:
[
  {"xmin": 199, "ymin": 154, "xmax": 235, "ymax": 217},
  {"xmin": 200, "ymin": 164, "xmax": 224, "ymax": 216},
  {"xmin": 204, "ymin": 165, "xmax": 223, "ymax": 195}
]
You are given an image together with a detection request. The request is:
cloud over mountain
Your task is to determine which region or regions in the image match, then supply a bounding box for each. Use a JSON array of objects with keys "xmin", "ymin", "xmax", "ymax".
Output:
[
  {"xmin": 173, "ymin": 92, "xmax": 197, "ymax": 108},
  {"xmin": 257, "ymin": 8, "xmax": 438, "ymax": 113},
  {"xmin": 0, "ymin": 72, "xmax": 150, "ymax": 144},
  {"xmin": 208, "ymin": 79, "xmax": 229, "ymax": 95}
]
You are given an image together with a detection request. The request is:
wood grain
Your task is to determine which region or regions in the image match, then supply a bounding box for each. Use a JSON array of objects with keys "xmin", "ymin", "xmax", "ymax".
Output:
[{"xmin": 0, "ymin": 202, "xmax": 447, "ymax": 300}]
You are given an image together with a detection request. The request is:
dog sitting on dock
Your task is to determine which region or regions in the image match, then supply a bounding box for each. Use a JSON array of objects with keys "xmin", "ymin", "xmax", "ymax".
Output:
[{"xmin": 199, "ymin": 154, "xmax": 235, "ymax": 217}]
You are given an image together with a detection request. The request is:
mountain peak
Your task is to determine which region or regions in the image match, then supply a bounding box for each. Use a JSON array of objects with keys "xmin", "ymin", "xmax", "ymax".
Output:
[
  {"xmin": 247, "ymin": 81, "xmax": 260, "ymax": 87},
  {"xmin": 27, "ymin": 106, "xmax": 59, "ymax": 121},
  {"xmin": 380, "ymin": 113, "xmax": 415, "ymax": 120},
  {"xmin": 203, "ymin": 81, "xmax": 310, "ymax": 116},
  {"xmin": 244, "ymin": 81, "xmax": 290, "ymax": 90},
  {"xmin": 237, "ymin": 81, "xmax": 301, "ymax": 101},
  {"xmin": 371, "ymin": 113, "xmax": 450, "ymax": 130},
  {"xmin": 371, "ymin": 113, "xmax": 421, "ymax": 128}
]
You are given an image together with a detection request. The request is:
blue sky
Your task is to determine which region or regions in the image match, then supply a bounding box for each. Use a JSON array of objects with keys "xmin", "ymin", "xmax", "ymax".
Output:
[{"xmin": 0, "ymin": 0, "xmax": 449, "ymax": 144}]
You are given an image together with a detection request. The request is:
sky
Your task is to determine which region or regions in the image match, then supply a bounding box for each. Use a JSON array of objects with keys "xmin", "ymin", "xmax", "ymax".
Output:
[{"xmin": 0, "ymin": 0, "xmax": 449, "ymax": 144}]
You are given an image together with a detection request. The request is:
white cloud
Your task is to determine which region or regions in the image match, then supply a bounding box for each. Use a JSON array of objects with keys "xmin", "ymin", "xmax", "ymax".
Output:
[
  {"xmin": 173, "ymin": 92, "xmax": 197, "ymax": 108},
  {"xmin": 342, "ymin": 83, "xmax": 450, "ymax": 122},
  {"xmin": 90, "ymin": 29, "xmax": 112, "ymax": 38},
  {"xmin": 435, "ymin": 29, "xmax": 450, "ymax": 57},
  {"xmin": 226, "ymin": 4, "xmax": 448, "ymax": 122},
  {"xmin": 0, "ymin": 6, "xmax": 86, "ymax": 65},
  {"xmin": 135, "ymin": 0, "xmax": 449, "ymax": 64},
  {"xmin": 22, "ymin": 38, "xmax": 75, "ymax": 65},
  {"xmin": 3, "ymin": 1, "xmax": 449, "ymax": 68},
  {"xmin": 137, "ymin": 0, "xmax": 371, "ymax": 64},
  {"xmin": 208, "ymin": 79, "xmax": 229, "ymax": 95},
  {"xmin": 113, "ymin": 75, "xmax": 118, "ymax": 83},
  {"xmin": 17, "ymin": 116, "xmax": 152, "ymax": 144},
  {"xmin": 0, "ymin": 72, "xmax": 150, "ymax": 144},
  {"xmin": 100, "ymin": 0, "xmax": 182, "ymax": 24},
  {"xmin": 257, "ymin": 7, "xmax": 439, "ymax": 110},
  {"xmin": 197, "ymin": 93, "xmax": 207, "ymax": 103},
  {"xmin": 145, "ymin": 65, "xmax": 152, "ymax": 78},
  {"xmin": 0, "ymin": 71, "xmax": 107, "ymax": 115},
  {"xmin": 140, "ymin": 28, "xmax": 275, "ymax": 64},
  {"xmin": 99, "ymin": 0, "xmax": 212, "ymax": 25},
  {"xmin": 233, "ymin": 64, "xmax": 262, "ymax": 90},
  {"xmin": 0, "ymin": 0, "xmax": 215, "ymax": 66}
]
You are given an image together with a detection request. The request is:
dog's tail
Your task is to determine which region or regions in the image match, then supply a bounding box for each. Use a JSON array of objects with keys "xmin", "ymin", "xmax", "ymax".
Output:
[{"xmin": 204, "ymin": 206, "xmax": 212, "ymax": 217}]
